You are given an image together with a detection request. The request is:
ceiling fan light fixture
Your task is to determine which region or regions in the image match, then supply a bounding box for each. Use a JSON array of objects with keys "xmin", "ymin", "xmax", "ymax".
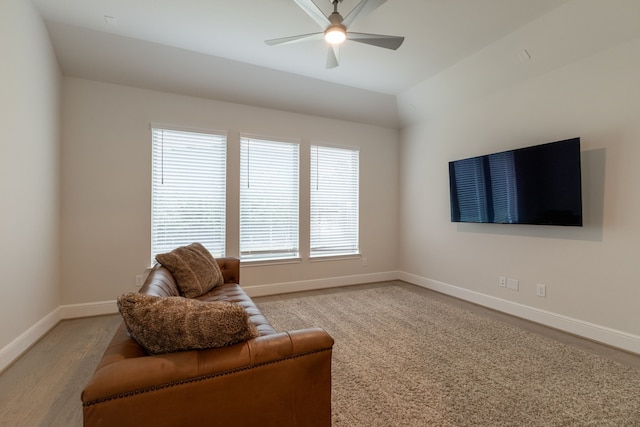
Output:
[
  {"xmin": 265, "ymin": 0, "xmax": 405, "ymax": 68},
  {"xmin": 324, "ymin": 24, "xmax": 347, "ymax": 44}
]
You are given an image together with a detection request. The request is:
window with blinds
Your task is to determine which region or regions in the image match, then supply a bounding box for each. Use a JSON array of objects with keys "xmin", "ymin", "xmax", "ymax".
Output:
[
  {"xmin": 310, "ymin": 145, "xmax": 359, "ymax": 258},
  {"xmin": 240, "ymin": 137, "xmax": 299, "ymax": 261},
  {"xmin": 151, "ymin": 127, "xmax": 226, "ymax": 262}
]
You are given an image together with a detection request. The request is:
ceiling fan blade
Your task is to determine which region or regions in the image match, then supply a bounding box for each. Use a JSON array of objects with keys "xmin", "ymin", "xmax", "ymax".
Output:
[
  {"xmin": 293, "ymin": 0, "xmax": 331, "ymax": 29},
  {"xmin": 343, "ymin": 0, "xmax": 387, "ymax": 27},
  {"xmin": 347, "ymin": 32, "xmax": 405, "ymax": 50},
  {"xmin": 265, "ymin": 32, "xmax": 324, "ymax": 46},
  {"xmin": 326, "ymin": 45, "xmax": 339, "ymax": 69}
]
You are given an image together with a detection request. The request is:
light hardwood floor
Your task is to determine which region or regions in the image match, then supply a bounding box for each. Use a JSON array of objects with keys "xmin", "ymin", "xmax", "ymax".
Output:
[
  {"xmin": 1, "ymin": 282, "xmax": 638, "ymax": 426},
  {"xmin": 0, "ymin": 314, "xmax": 122, "ymax": 427}
]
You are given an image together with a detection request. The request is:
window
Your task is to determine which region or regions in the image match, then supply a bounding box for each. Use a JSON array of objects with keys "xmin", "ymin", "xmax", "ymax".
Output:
[
  {"xmin": 310, "ymin": 145, "xmax": 359, "ymax": 257},
  {"xmin": 240, "ymin": 137, "xmax": 299, "ymax": 261},
  {"xmin": 151, "ymin": 127, "xmax": 226, "ymax": 261}
]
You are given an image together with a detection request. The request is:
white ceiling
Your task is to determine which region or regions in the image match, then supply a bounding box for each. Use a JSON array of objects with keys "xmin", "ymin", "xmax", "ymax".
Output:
[{"xmin": 32, "ymin": 0, "xmax": 569, "ymax": 127}]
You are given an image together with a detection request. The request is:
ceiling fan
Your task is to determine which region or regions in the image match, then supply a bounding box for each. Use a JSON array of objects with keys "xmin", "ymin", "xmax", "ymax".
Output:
[{"xmin": 265, "ymin": 0, "xmax": 405, "ymax": 69}]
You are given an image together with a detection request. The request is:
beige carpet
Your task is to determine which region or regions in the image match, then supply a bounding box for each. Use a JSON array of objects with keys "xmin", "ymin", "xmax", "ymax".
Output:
[{"xmin": 256, "ymin": 285, "xmax": 640, "ymax": 426}]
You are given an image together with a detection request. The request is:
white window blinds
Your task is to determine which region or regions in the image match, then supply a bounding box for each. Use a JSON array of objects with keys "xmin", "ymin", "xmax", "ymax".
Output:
[
  {"xmin": 240, "ymin": 137, "xmax": 299, "ymax": 261},
  {"xmin": 151, "ymin": 127, "xmax": 226, "ymax": 261},
  {"xmin": 310, "ymin": 145, "xmax": 359, "ymax": 257}
]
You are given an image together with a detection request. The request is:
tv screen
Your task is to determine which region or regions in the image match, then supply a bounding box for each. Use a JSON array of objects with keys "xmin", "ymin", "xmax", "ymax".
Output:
[{"xmin": 449, "ymin": 138, "xmax": 582, "ymax": 226}]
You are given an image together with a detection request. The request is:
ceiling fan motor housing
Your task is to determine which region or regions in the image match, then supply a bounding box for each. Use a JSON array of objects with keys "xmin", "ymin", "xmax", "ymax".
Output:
[{"xmin": 328, "ymin": 11, "xmax": 344, "ymax": 25}]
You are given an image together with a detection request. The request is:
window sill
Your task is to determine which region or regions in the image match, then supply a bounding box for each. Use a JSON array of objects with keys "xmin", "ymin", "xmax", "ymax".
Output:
[
  {"xmin": 309, "ymin": 253, "xmax": 361, "ymax": 263},
  {"xmin": 241, "ymin": 257, "xmax": 302, "ymax": 267}
]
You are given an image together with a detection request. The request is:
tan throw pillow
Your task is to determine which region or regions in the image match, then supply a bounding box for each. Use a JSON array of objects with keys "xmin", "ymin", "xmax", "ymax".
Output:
[
  {"xmin": 155, "ymin": 242, "xmax": 224, "ymax": 298},
  {"xmin": 117, "ymin": 292, "xmax": 259, "ymax": 355}
]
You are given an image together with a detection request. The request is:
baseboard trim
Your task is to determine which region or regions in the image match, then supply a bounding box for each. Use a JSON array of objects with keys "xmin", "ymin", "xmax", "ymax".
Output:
[
  {"xmin": 0, "ymin": 301, "xmax": 118, "ymax": 373},
  {"xmin": 0, "ymin": 308, "xmax": 61, "ymax": 373},
  {"xmin": 398, "ymin": 272, "xmax": 640, "ymax": 355},
  {"xmin": 3, "ymin": 270, "xmax": 637, "ymax": 373},
  {"xmin": 1, "ymin": 272, "xmax": 395, "ymax": 372},
  {"xmin": 243, "ymin": 271, "xmax": 399, "ymax": 298},
  {"xmin": 59, "ymin": 300, "xmax": 118, "ymax": 320}
]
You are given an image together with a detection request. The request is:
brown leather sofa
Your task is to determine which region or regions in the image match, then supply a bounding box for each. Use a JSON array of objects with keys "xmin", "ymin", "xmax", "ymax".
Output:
[{"xmin": 82, "ymin": 257, "xmax": 334, "ymax": 426}]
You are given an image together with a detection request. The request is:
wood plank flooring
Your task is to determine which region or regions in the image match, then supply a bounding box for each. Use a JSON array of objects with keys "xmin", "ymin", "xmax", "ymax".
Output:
[{"xmin": 0, "ymin": 314, "xmax": 121, "ymax": 427}]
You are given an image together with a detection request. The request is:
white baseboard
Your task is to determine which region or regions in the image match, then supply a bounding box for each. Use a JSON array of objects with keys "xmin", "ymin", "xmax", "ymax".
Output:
[
  {"xmin": 3, "ymin": 270, "xmax": 637, "ymax": 373},
  {"xmin": 59, "ymin": 300, "xmax": 118, "ymax": 319},
  {"xmin": 243, "ymin": 271, "xmax": 399, "ymax": 298},
  {"xmin": 0, "ymin": 273, "xmax": 394, "ymax": 372},
  {"xmin": 0, "ymin": 301, "xmax": 118, "ymax": 373},
  {"xmin": 0, "ymin": 308, "xmax": 61, "ymax": 373},
  {"xmin": 398, "ymin": 271, "xmax": 640, "ymax": 355}
]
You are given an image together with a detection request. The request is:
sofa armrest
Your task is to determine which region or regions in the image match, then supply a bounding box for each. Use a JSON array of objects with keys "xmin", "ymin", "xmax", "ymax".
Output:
[
  {"xmin": 216, "ymin": 256, "xmax": 239, "ymax": 284},
  {"xmin": 82, "ymin": 326, "xmax": 334, "ymax": 426}
]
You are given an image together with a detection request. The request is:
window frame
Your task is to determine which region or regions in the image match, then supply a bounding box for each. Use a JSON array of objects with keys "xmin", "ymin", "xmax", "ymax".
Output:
[
  {"xmin": 309, "ymin": 143, "xmax": 360, "ymax": 259},
  {"xmin": 150, "ymin": 125, "xmax": 227, "ymax": 263},
  {"xmin": 239, "ymin": 135, "xmax": 300, "ymax": 263}
]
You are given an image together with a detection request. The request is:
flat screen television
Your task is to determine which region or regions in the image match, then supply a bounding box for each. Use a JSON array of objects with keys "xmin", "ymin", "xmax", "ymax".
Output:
[{"xmin": 449, "ymin": 137, "xmax": 582, "ymax": 226}]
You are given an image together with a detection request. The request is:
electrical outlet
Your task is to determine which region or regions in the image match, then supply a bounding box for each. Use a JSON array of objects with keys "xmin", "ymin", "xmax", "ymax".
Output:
[
  {"xmin": 536, "ymin": 284, "xmax": 546, "ymax": 298},
  {"xmin": 499, "ymin": 276, "xmax": 506, "ymax": 288},
  {"xmin": 362, "ymin": 257, "xmax": 367, "ymax": 266},
  {"xmin": 507, "ymin": 278, "xmax": 519, "ymax": 291},
  {"xmin": 135, "ymin": 274, "xmax": 144, "ymax": 287}
]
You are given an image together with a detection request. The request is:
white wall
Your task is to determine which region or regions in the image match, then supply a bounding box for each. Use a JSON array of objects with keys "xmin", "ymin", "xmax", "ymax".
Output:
[
  {"xmin": 397, "ymin": 0, "xmax": 640, "ymax": 351},
  {"xmin": 61, "ymin": 78, "xmax": 399, "ymax": 305},
  {"xmin": 0, "ymin": 0, "xmax": 61, "ymax": 369}
]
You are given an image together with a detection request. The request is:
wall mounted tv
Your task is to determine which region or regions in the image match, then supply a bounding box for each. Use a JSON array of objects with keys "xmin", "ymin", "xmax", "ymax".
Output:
[{"xmin": 449, "ymin": 137, "xmax": 582, "ymax": 226}]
